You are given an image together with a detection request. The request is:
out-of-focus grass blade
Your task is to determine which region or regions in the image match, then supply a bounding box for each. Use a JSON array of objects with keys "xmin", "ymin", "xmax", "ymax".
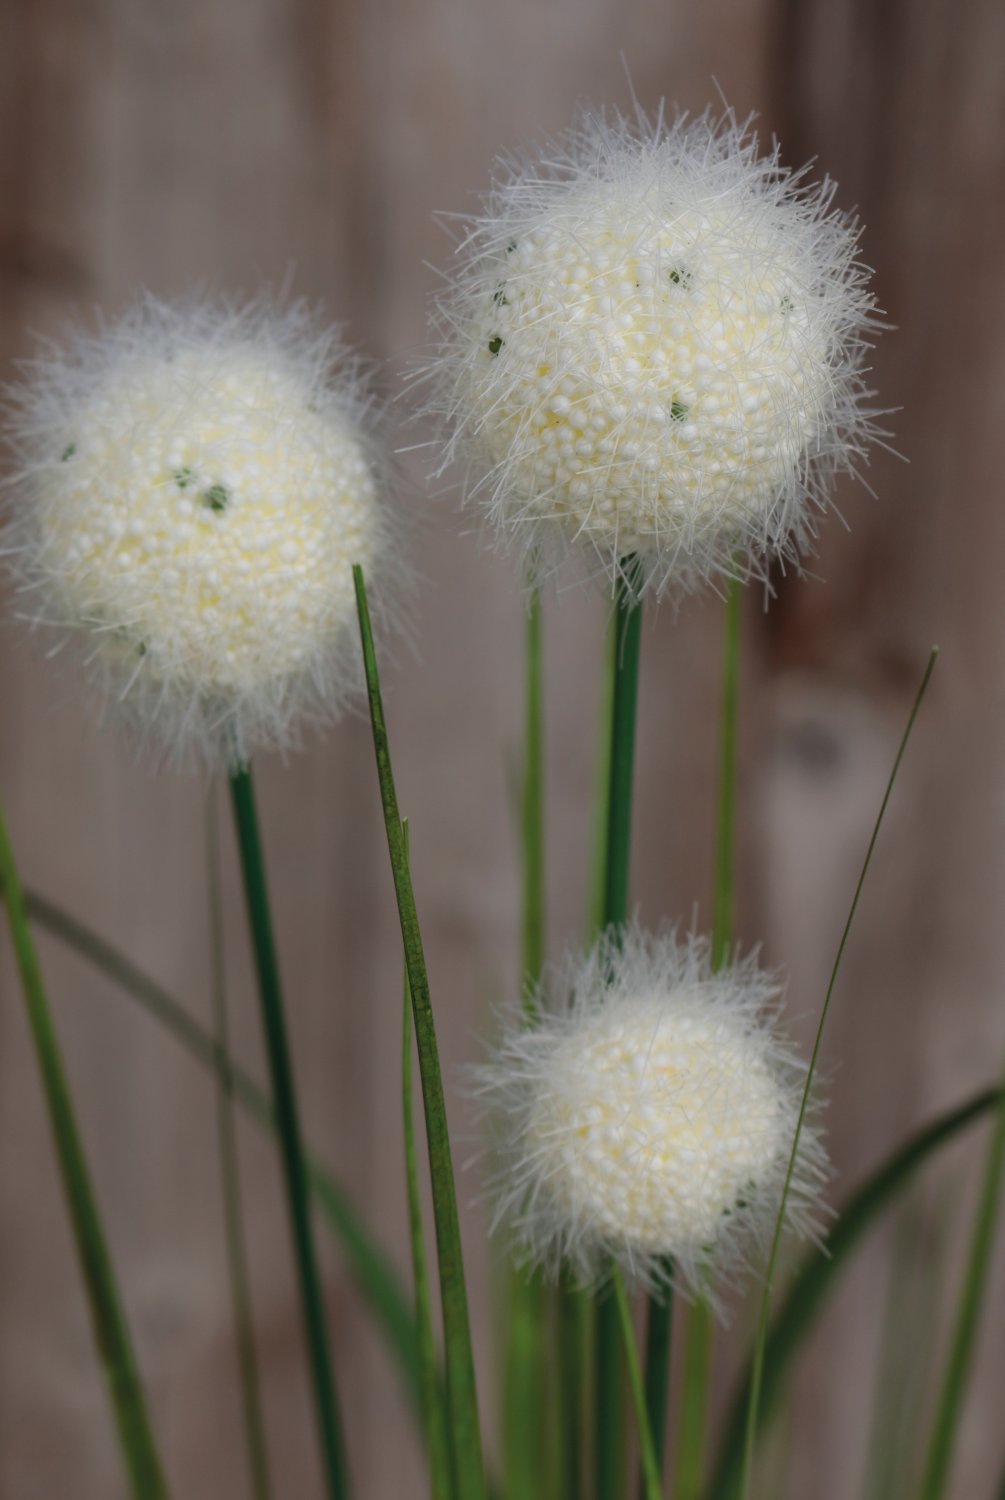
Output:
[
  {"xmin": 402, "ymin": 820, "xmax": 453, "ymax": 1500},
  {"xmin": 13, "ymin": 881, "xmax": 425, "ymax": 1424},
  {"xmin": 0, "ymin": 799, "xmax": 169, "ymax": 1500},
  {"xmin": 612, "ymin": 1271, "xmax": 662, "ymax": 1500},
  {"xmin": 736, "ymin": 646, "xmax": 938, "ymax": 1500},
  {"xmin": 919, "ymin": 1041, "xmax": 1005, "ymax": 1500},
  {"xmin": 354, "ymin": 564, "xmax": 487, "ymax": 1500},
  {"xmin": 707, "ymin": 1083, "xmax": 1001, "ymax": 1500}
]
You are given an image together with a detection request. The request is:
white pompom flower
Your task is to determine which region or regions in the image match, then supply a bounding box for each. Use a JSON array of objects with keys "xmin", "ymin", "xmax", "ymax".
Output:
[
  {"xmin": 425, "ymin": 105, "xmax": 880, "ymax": 601},
  {"xmin": 1, "ymin": 295, "xmax": 407, "ymax": 769},
  {"xmin": 474, "ymin": 924, "xmax": 829, "ymax": 1303}
]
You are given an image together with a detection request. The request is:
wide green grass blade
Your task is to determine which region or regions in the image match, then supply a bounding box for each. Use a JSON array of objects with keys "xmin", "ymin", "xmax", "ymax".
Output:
[
  {"xmin": 709, "ymin": 1063, "xmax": 997, "ymax": 1499},
  {"xmin": 14, "ymin": 881, "xmax": 425, "ymax": 1419},
  {"xmin": 206, "ymin": 785, "xmax": 272, "ymax": 1500},
  {"xmin": 612, "ymin": 1271, "xmax": 662, "ymax": 1500},
  {"xmin": 0, "ymin": 798, "xmax": 169, "ymax": 1500},
  {"xmin": 673, "ymin": 577, "xmax": 743, "ymax": 1500},
  {"xmin": 919, "ymin": 1043, "xmax": 1005, "ymax": 1500},
  {"xmin": 402, "ymin": 822, "xmax": 454, "ymax": 1500},
  {"xmin": 229, "ymin": 766, "xmax": 348, "ymax": 1500},
  {"xmin": 354, "ymin": 564, "xmax": 487, "ymax": 1500},
  {"xmin": 596, "ymin": 563, "xmax": 643, "ymax": 1500},
  {"xmin": 737, "ymin": 647, "xmax": 937, "ymax": 1500}
]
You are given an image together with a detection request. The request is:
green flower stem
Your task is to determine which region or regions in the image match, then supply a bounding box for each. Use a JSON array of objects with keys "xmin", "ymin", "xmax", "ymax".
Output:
[
  {"xmin": 673, "ymin": 577, "xmax": 742, "ymax": 1500},
  {"xmin": 354, "ymin": 564, "xmax": 487, "ymax": 1500},
  {"xmin": 558, "ymin": 1270, "xmax": 588, "ymax": 1500},
  {"xmin": 919, "ymin": 1044, "xmax": 1005, "ymax": 1500},
  {"xmin": 0, "ymin": 798, "xmax": 169, "ymax": 1500},
  {"xmin": 402, "ymin": 823, "xmax": 453, "ymax": 1500},
  {"xmin": 206, "ymin": 786, "xmax": 272, "ymax": 1500},
  {"xmin": 612, "ymin": 1271, "xmax": 663, "ymax": 1500},
  {"xmin": 737, "ymin": 647, "xmax": 938, "ymax": 1500},
  {"xmin": 596, "ymin": 562, "xmax": 644, "ymax": 1500},
  {"xmin": 708, "ymin": 1084, "xmax": 1001, "ymax": 1500},
  {"xmin": 639, "ymin": 1284, "xmax": 673, "ymax": 1500},
  {"xmin": 15, "ymin": 880, "xmax": 425, "ymax": 1421},
  {"xmin": 228, "ymin": 767, "xmax": 348, "ymax": 1500},
  {"xmin": 503, "ymin": 585, "xmax": 548, "ymax": 1500}
]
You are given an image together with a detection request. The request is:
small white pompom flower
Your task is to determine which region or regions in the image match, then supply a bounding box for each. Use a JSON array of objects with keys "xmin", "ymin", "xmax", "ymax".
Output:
[
  {"xmin": 475, "ymin": 924, "xmax": 829, "ymax": 1302},
  {"xmin": 1, "ymin": 295, "xmax": 406, "ymax": 768},
  {"xmin": 425, "ymin": 105, "xmax": 879, "ymax": 600}
]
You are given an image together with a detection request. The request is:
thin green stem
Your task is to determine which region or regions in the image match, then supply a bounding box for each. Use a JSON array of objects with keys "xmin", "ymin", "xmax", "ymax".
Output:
[
  {"xmin": 674, "ymin": 577, "xmax": 742, "ymax": 1500},
  {"xmin": 354, "ymin": 564, "xmax": 487, "ymax": 1500},
  {"xmin": 15, "ymin": 880, "xmax": 425, "ymax": 1422},
  {"xmin": 206, "ymin": 785, "xmax": 272, "ymax": 1500},
  {"xmin": 558, "ymin": 1270, "xmax": 588, "ymax": 1500},
  {"xmin": 612, "ymin": 1272, "xmax": 663, "ymax": 1500},
  {"xmin": 738, "ymin": 647, "xmax": 938, "ymax": 1500},
  {"xmin": 521, "ymin": 583, "xmax": 546, "ymax": 1005},
  {"xmin": 228, "ymin": 767, "xmax": 348, "ymax": 1500},
  {"xmin": 596, "ymin": 563, "xmax": 644, "ymax": 1500},
  {"xmin": 708, "ymin": 1085, "xmax": 1000, "ymax": 1500},
  {"xmin": 0, "ymin": 798, "xmax": 169, "ymax": 1500},
  {"xmin": 639, "ymin": 1286, "xmax": 673, "ymax": 1500},
  {"xmin": 919, "ymin": 1045, "xmax": 1005, "ymax": 1500},
  {"xmin": 402, "ymin": 822, "xmax": 453, "ymax": 1500}
]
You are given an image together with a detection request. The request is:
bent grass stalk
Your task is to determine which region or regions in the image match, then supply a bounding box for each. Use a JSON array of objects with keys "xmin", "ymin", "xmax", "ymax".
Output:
[
  {"xmin": 0, "ymin": 798, "xmax": 169, "ymax": 1500},
  {"xmin": 596, "ymin": 562, "xmax": 644, "ymax": 1500},
  {"xmin": 708, "ymin": 1083, "xmax": 1000, "ymax": 1500},
  {"xmin": 229, "ymin": 768, "xmax": 348, "ymax": 1500},
  {"xmin": 16, "ymin": 881, "xmax": 424, "ymax": 1420},
  {"xmin": 673, "ymin": 575, "xmax": 742, "ymax": 1500},
  {"xmin": 206, "ymin": 786, "xmax": 272, "ymax": 1500},
  {"xmin": 737, "ymin": 647, "xmax": 939, "ymax": 1500},
  {"xmin": 402, "ymin": 822, "xmax": 453, "ymax": 1500},
  {"xmin": 354, "ymin": 563, "xmax": 487, "ymax": 1500}
]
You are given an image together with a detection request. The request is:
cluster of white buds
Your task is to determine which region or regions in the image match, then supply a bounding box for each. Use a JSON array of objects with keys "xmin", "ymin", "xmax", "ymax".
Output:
[
  {"xmin": 424, "ymin": 105, "xmax": 879, "ymax": 601},
  {"xmin": 1, "ymin": 295, "xmax": 406, "ymax": 769}
]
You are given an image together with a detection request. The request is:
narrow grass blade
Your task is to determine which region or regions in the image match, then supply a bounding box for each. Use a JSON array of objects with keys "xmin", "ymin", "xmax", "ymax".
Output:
[
  {"xmin": 558, "ymin": 1269, "xmax": 589, "ymax": 1500},
  {"xmin": 612, "ymin": 1271, "xmax": 663, "ymax": 1500},
  {"xmin": 228, "ymin": 767, "xmax": 348, "ymax": 1500},
  {"xmin": 736, "ymin": 642, "xmax": 939, "ymax": 1500},
  {"xmin": 673, "ymin": 577, "xmax": 742, "ymax": 1500},
  {"xmin": 919, "ymin": 1045, "xmax": 1005, "ymax": 1500},
  {"xmin": 402, "ymin": 822, "xmax": 454, "ymax": 1500},
  {"xmin": 0, "ymin": 798, "xmax": 169, "ymax": 1500},
  {"xmin": 708, "ymin": 1084, "xmax": 1001, "ymax": 1500},
  {"xmin": 354, "ymin": 564, "xmax": 486, "ymax": 1500},
  {"xmin": 206, "ymin": 785, "xmax": 272, "ymax": 1500},
  {"xmin": 14, "ymin": 881, "xmax": 426, "ymax": 1420},
  {"xmin": 596, "ymin": 563, "xmax": 644, "ymax": 1500},
  {"xmin": 639, "ymin": 1285, "xmax": 672, "ymax": 1500},
  {"xmin": 503, "ymin": 583, "xmax": 548, "ymax": 1500}
]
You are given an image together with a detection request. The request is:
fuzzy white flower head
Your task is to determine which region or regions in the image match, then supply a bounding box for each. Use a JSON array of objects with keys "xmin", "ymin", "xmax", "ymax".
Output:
[
  {"xmin": 2, "ymin": 295, "xmax": 406, "ymax": 768},
  {"xmin": 475, "ymin": 924, "xmax": 829, "ymax": 1302},
  {"xmin": 426, "ymin": 105, "xmax": 879, "ymax": 600}
]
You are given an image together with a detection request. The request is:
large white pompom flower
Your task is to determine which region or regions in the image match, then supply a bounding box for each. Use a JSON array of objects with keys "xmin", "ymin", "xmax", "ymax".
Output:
[
  {"xmin": 474, "ymin": 925, "xmax": 829, "ymax": 1302},
  {"xmin": 1, "ymin": 296, "xmax": 407, "ymax": 769},
  {"xmin": 425, "ymin": 106, "xmax": 880, "ymax": 600}
]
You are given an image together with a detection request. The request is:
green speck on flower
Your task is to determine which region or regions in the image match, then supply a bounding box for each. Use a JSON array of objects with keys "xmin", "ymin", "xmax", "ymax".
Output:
[
  {"xmin": 492, "ymin": 284, "xmax": 509, "ymax": 306},
  {"xmin": 202, "ymin": 483, "xmax": 229, "ymax": 512},
  {"xmin": 670, "ymin": 400, "xmax": 688, "ymax": 422},
  {"xmin": 780, "ymin": 293, "xmax": 794, "ymax": 314},
  {"xmin": 667, "ymin": 266, "xmax": 692, "ymax": 289},
  {"xmin": 488, "ymin": 335, "xmax": 503, "ymax": 356},
  {"xmin": 174, "ymin": 467, "xmax": 193, "ymax": 490},
  {"xmin": 60, "ymin": 442, "xmax": 76, "ymax": 462},
  {"xmin": 506, "ymin": 240, "xmax": 517, "ymax": 254}
]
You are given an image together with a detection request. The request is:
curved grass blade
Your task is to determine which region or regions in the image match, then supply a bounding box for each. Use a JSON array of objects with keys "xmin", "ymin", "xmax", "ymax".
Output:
[
  {"xmin": 402, "ymin": 822, "xmax": 453, "ymax": 1500},
  {"xmin": 13, "ymin": 883, "xmax": 425, "ymax": 1424},
  {"xmin": 229, "ymin": 766, "xmax": 348, "ymax": 1500},
  {"xmin": 206, "ymin": 785, "xmax": 272, "ymax": 1500},
  {"xmin": 0, "ymin": 798, "xmax": 169, "ymax": 1500},
  {"xmin": 737, "ymin": 646, "xmax": 938, "ymax": 1500},
  {"xmin": 707, "ymin": 1097, "xmax": 999, "ymax": 1500},
  {"xmin": 612, "ymin": 1271, "xmax": 662, "ymax": 1500},
  {"xmin": 673, "ymin": 577, "xmax": 743, "ymax": 1500},
  {"xmin": 919, "ymin": 1045, "xmax": 1005, "ymax": 1500},
  {"xmin": 354, "ymin": 564, "xmax": 487, "ymax": 1500}
]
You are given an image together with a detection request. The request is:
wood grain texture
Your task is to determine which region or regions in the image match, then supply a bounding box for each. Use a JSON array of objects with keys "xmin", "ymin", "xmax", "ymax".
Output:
[{"xmin": 1, "ymin": 0, "xmax": 1002, "ymax": 1495}]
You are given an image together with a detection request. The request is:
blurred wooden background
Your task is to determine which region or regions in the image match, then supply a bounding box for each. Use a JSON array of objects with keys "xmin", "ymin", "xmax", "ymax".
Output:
[{"xmin": 1, "ymin": 0, "xmax": 1003, "ymax": 1496}]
